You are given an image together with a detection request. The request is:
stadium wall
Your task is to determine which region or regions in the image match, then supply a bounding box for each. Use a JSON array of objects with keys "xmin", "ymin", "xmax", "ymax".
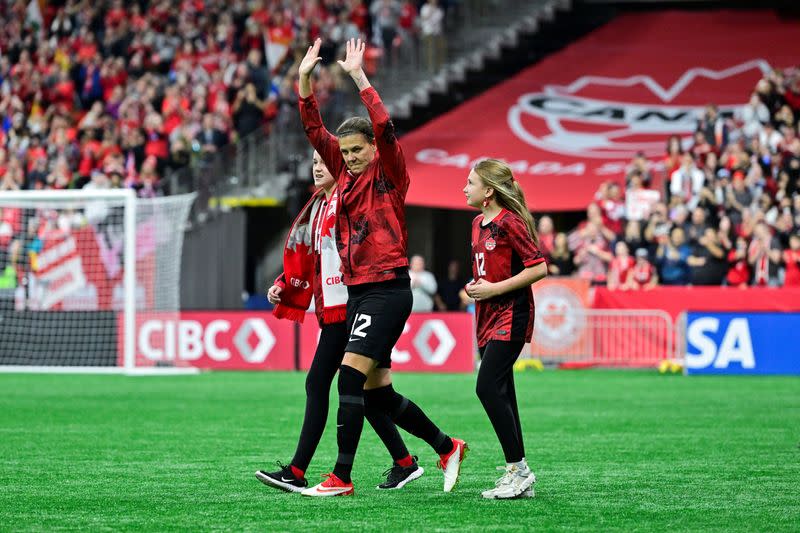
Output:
[
  {"xmin": 119, "ymin": 311, "xmax": 474, "ymax": 373},
  {"xmin": 180, "ymin": 210, "xmax": 246, "ymax": 310}
]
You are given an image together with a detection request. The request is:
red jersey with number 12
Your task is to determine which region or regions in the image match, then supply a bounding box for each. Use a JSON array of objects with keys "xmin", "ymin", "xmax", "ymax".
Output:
[{"xmin": 471, "ymin": 209, "xmax": 545, "ymax": 348}]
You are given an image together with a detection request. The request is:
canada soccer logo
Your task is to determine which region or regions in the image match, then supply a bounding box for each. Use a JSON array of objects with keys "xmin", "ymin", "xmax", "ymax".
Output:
[
  {"xmin": 485, "ymin": 238, "xmax": 496, "ymax": 251},
  {"xmin": 533, "ymin": 284, "xmax": 587, "ymax": 351},
  {"xmin": 507, "ymin": 60, "xmax": 771, "ymax": 159}
]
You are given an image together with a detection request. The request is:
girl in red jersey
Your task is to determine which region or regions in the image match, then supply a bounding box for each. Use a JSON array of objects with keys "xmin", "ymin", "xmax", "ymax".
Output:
[
  {"xmin": 255, "ymin": 152, "xmax": 421, "ymax": 493},
  {"xmin": 463, "ymin": 159, "xmax": 548, "ymax": 499},
  {"xmin": 297, "ymin": 38, "xmax": 465, "ymax": 497}
]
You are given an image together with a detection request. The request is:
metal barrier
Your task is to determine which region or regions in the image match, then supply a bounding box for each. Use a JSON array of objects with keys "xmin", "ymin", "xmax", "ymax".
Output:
[{"xmin": 523, "ymin": 309, "xmax": 675, "ymax": 368}]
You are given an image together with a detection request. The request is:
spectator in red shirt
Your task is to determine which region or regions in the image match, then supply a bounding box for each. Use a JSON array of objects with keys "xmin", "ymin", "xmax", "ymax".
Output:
[
  {"xmin": 748, "ymin": 222, "xmax": 782, "ymax": 286},
  {"xmin": 628, "ymin": 248, "xmax": 658, "ymax": 290},
  {"xmin": 398, "ymin": 0, "xmax": 418, "ymax": 57},
  {"xmin": 783, "ymin": 234, "xmax": 800, "ymax": 286},
  {"xmin": 607, "ymin": 241, "xmax": 634, "ymax": 290},
  {"xmin": 0, "ymin": 157, "xmax": 24, "ymax": 191},
  {"xmin": 596, "ymin": 181, "xmax": 625, "ymax": 235},
  {"xmin": 349, "ymin": 0, "xmax": 370, "ymax": 34},
  {"xmin": 726, "ymin": 236, "xmax": 750, "ymax": 288},
  {"xmin": 537, "ymin": 215, "xmax": 555, "ymax": 259},
  {"xmin": 104, "ymin": 0, "xmax": 127, "ymax": 29},
  {"xmin": 664, "ymin": 134, "xmax": 684, "ymax": 176},
  {"xmin": 144, "ymin": 114, "xmax": 169, "ymax": 163},
  {"xmin": 573, "ymin": 222, "xmax": 613, "ymax": 285},
  {"xmin": 690, "ymin": 130, "xmax": 714, "ymax": 166},
  {"xmin": 52, "ymin": 71, "xmax": 76, "ymax": 113}
]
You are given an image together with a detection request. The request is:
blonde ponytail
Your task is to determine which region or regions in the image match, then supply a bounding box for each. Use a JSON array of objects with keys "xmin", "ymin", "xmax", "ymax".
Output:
[{"xmin": 473, "ymin": 159, "xmax": 538, "ymax": 246}]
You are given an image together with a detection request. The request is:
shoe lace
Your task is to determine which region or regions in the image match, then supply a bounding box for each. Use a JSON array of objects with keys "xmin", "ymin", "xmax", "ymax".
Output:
[
  {"xmin": 275, "ymin": 461, "xmax": 294, "ymax": 477},
  {"xmin": 382, "ymin": 464, "xmax": 404, "ymax": 483},
  {"xmin": 494, "ymin": 465, "xmax": 516, "ymax": 487}
]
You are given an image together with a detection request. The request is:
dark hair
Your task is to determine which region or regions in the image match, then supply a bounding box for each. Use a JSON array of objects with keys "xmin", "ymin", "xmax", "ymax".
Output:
[
  {"xmin": 336, "ymin": 117, "xmax": 374, "ymax": 142},
  {"xmin": 666, "ymin": 134, "xmax": 684, "ymax": 155}
]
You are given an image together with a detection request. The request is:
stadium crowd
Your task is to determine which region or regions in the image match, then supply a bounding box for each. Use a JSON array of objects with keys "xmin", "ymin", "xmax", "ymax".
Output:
[
  {"xmin": 0, "ymin": 0, "xmax": 449, "ymax": 196},
  {"xmin": 2, "ymin": 0, "xmax": 798, "ymax": 296},
  {"xmin": 425, "ymin": 66, "xmax": 800, "ymax": 311},
  {"xmin": 536, "ymin": 66, "xmax": 800, "ymax": 290}
]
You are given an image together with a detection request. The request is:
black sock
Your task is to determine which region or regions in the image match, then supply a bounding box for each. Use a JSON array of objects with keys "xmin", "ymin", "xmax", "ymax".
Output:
[
  {"xmin": 332, "ymin": 365, "xmax": 367, "ymax": 483},
  {"xmin": 476, "ymin": 341, "xmax": 525, "ymax": 463},
  {"xmin": 368, "ymin": 384, "xmax": 453, "ymax": 456},
  {"xmin": 365, "ymin": 388, "xmax": 410, "ymax": 463}
]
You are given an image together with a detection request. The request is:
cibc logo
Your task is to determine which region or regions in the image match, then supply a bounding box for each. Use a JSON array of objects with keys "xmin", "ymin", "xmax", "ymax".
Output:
[
  {"xmin": 507, "ymin": 60, "xmax": 769, "ymax": 158},
  {"xmin": 391, "ymin": 319, "xmax": 457, "ymax": 365},
  {"xmin": 290, "ymin": 277, "xmax": 310, "ymax": 289},
  {"xmin": 137, "ymin": 318, "xmax": 275, "ymax": 363}
]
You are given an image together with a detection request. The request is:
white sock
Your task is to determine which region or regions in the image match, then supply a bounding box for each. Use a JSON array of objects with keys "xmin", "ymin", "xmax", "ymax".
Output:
[{"xmin": 509, "ymin": 459, "xmax": 528, "ymax": 473}]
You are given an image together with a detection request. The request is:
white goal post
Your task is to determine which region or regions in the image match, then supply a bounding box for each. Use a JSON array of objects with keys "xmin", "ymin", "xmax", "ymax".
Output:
[{"xmin": 0, "ymin": 189, "xmax": 197, "ymax": 374}]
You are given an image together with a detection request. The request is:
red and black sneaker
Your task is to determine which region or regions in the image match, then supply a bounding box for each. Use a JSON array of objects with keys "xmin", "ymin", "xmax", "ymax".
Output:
[
  {"xmin": 255, "ymin": 462, "xmax": 308, "ymax": 493},
  {"xmin": 377, "ymin": 456, "xmax": 425, "ymax": 490}
]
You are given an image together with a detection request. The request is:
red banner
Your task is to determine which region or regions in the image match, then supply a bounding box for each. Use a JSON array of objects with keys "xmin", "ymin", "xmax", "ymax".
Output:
[
  {"xmin": 119, "ymin": 312, "xmax": 296, "ymax": 370},
  {"xmin": 592, "ymin": 287, "xmax": 800, "ymax": 320},
  {"xmin": 27, "ymin": 222, "xmax": 156, "ymax": 312},
  {"xmin": 299, "ymin": 313, "xmax": 475, "ymax": 372},
  {"xmin": 401, "ymin": 10, "xmax": 800, "ymax": 211}
]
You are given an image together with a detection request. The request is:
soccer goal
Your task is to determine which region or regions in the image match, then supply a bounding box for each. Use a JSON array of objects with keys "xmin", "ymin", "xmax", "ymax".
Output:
[{"xmin": 0, "ymin": 189, "xmax": 197, "ymax": 375}]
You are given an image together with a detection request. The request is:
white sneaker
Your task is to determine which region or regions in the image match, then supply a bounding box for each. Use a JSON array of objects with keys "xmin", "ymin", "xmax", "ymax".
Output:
[
  {"xmin": 483, "ymin": 466, "xmax": 536, "ymax": 499},
  {"xmin": 497, "ymin": 468, "xmax": 536, "ymax": 499},
  {"xmin": 437, "ymin": 438, "xmax": 468, "ymax": 492},
  {"xmin": 481, "ymin": 465, "xmax": 516, "ymax": 499}
]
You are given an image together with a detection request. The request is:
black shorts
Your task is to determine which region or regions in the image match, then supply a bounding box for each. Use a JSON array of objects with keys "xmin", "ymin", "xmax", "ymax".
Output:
[{"xmin": 344, "ymin": 278, "xmax": 412, "ymax": 368}]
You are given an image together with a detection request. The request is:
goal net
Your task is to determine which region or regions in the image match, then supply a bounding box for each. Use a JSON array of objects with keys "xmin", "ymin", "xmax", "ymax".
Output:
[{"xmin": 0, "ymin": 190, "xmax": 196, "ymax": 373}]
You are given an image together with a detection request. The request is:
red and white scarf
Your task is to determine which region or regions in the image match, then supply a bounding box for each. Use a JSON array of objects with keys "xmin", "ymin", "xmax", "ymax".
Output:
[{"xmin": 273, "ymin": 189, "xmax": 347, "ymax": 323}]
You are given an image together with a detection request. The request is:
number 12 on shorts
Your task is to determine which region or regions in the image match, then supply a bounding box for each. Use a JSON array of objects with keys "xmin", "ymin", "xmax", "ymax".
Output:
[
  {"xmin": 350, "ymin": 313, "xmax": 372, "ymax": 339},
  {"xmin": 475, "ymin": 252, "xmax": 486, "ymax": 276}
]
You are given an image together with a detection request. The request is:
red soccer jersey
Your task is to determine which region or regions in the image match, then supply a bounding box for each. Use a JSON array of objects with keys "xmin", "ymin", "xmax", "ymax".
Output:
[
  {"xmin": 608, "ymin": 256, "xmax": 635, "ymax": 288},
  {"xmin": 299, "ymin": 88, "xmax": 410, "ymax": 286},
  {"xmin": 471, "ymin": 209, "xmax": 546, "ymax": 347},
  {"xmin": 783, "ymin": 250, "xmax": 800, "ymax": 286},
  {"xmin": 630, "ymin": 261, "xmax": 655, "ymax": 288}
]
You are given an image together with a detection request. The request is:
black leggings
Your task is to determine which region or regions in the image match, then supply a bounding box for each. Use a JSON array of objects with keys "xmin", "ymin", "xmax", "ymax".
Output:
[
  {"xmin": 476, "ymin": 340, "xmax": 526, "ymax": 463},
  {"xmin": 291, "ymin": 322, "xmax": 407, "ymax": 472}
]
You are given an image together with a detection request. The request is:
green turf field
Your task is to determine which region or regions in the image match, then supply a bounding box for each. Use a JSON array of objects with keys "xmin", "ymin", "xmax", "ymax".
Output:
[{"xmin": 1, "ymin": 370, "xmax": 798, "ymax": 532}]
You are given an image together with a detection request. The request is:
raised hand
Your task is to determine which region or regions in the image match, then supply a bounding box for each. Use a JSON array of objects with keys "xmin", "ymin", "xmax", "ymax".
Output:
[
  {"xmin": 299, "ymin": 39, "xmax": 323, "ymax": 78},
  {"xmin": 337, "ymin": 38, "xmax": 365, "ymax": 75}
]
